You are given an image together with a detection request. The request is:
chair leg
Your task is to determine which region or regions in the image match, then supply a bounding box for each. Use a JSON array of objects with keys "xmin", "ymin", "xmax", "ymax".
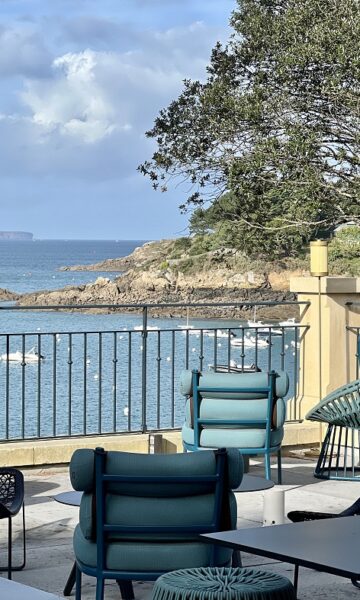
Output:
[
  {"xmin": 96, "ymin": 577, "xmax": 105, "ymax": 600},
  {"xmin": 75, "ymin": 564, "xmax": 82, "ymax": 600},
  {"xmin": 8, "ymin": 517, "xmax": 12, "ymax": 580},
  {"xmin": 0, "ymin": 502, "xmax": 26, "ymax": 574},
  {"xmin": 64, "ymin": 562, "xmax": 77, "ymax": 596},
  {"xmin": 117, "ymin": 580, "xmax": 135, "ymax": 600},
  {"xmin": 277, "ymin": 449, "xmax": 282, "ymax": 484},
  {"xmin": 265, "ymin": 452, "xmax": 271, "ymax": 480}
]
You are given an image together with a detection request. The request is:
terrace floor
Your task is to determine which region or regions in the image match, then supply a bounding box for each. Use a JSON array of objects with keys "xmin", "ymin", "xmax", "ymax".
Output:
[{"xmin": 1, "ymin": 453, "xmax": 360, "ymax": 599}]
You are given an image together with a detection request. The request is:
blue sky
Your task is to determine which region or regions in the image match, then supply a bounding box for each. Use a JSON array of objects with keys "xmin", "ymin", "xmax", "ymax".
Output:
[{"xmin": 0, "ymin": 0, "xmax": 234, "ymax": 240}]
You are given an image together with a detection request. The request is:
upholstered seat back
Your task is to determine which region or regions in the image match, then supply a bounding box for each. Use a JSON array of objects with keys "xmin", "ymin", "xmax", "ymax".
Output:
[
  {"xmin": 180, "ymin": 370, "xmax": 289, "ymax": 400},
  {"xmin": 70, "ymin": 448, "xmax": 242, "ymax": 547},
  {"xmin": 180, "ymin": 370, "xmax": 289, "ymax": 452}
]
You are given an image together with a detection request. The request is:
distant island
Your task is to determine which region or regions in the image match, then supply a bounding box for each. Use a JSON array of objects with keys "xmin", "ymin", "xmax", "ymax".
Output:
[{"xmin": 0, "ymin": 231, "xmax": 33, "ymax": 240}]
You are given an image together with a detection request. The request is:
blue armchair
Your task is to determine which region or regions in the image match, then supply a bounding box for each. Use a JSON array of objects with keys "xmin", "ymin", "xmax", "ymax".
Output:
[
  {"xmin": 180, "ymin": 369, "xmax": 289, "ymax": 482},
  {"xmin": 69, "ymin": 446, "xmax": 243, "ymax": 600}
]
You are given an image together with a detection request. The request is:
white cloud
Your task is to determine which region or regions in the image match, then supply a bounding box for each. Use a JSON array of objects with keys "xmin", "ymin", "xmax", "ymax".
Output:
[
  {"xmin": 22, "ymin": 50, "xmax": 124, "ymax": 143},
  {"xmin": 0, "ymin": 18, "xmax": 228, "ymax": 174}
]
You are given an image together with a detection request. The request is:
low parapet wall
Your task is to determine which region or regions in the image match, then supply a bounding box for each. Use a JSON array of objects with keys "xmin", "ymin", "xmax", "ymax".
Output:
[{"xmin": 0, "ymin": 422, "xmax": 318, "ymax": 468}]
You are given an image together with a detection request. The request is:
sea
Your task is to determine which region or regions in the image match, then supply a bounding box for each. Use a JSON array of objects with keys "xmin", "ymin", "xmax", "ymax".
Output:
[{"xmin": 0, "ymin": 240, "xmax": 299, "ymax": 440}]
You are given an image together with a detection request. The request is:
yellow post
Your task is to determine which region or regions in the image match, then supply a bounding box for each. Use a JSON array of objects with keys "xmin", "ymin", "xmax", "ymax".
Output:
[{"xmin": 290, "ymin": 276, "xmax": 360, "ymax": 419}]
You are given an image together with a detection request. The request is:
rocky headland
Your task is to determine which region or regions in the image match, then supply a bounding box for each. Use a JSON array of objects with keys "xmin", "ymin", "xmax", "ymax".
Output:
[{"xmin": 16, "ymin": 239, "xmax": 307, "ymax": 319}]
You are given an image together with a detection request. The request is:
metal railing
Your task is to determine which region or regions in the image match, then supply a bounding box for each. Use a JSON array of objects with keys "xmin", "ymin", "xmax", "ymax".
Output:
[{"xmin": 0, "ymin": 301, "xmax": 309, "ymax": 442}]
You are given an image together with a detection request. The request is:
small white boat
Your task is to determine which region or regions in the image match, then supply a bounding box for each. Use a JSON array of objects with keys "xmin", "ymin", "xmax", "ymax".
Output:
[
  {"xmin": 247, "ymin": 307, "xmax": 272, "ymax": 332},
  {"xmin": 209, "ymin": 359, "xmax": 261, "ymax": 373},
  {"xmin": 231, "ymin": 336, "xmax": 269, "ymax": 348},
  {"xmin": 279, "ymin": 317, "xmax": 300, "ymax": 327},
  {"xmin": 177, "ymin": 307, "xmax": 194, "ymax": 329},
  {"xmin": 133, "ymin": 325, "xmax": 159, "ymax": 331},
  {"xmin": 205, "ymin": 330, "xmax": 236, "ymax": 338},
  {"xmin": 0, "ymin": 347, "xmax": 45, "ymax": 363}
]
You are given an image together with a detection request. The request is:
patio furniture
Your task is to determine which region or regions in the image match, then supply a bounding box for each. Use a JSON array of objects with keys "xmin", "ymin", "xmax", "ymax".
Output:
[
  {"xmin": 151, "ymin": 567, "xmax": 295, "ymax": 600},
  {"xmin": 0, "ymin": 467, "xmax": 26, "ymax": 579},
  {"xmin": 287, "ymin": 496, "xmax": 360, "ymax": 522},
  {"xmin": 202, "ymin": 515, "xmax": 360, "ymax": 595},
  {"xmin": 54, "ymin": 473, "xmax": 274, "ymax": 594},
  {"xmin": 306, "ymin": 378, "xmax": 360, "ymax": 480},
  {"xmin": 180, "ymin": 369, "xmax": 289, "ymax": 482},
  {"xmin": 69, "ymin": 446, "xmax": 243, "ymax": 600}
]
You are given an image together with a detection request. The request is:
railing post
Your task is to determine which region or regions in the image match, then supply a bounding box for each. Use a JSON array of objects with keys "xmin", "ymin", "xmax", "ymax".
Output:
[{"xmin": 141, "ymin": 305, "xmax": 148, "ymax": 433}]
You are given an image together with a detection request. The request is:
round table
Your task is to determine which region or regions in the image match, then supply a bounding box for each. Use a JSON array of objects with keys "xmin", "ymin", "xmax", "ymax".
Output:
[
  {"xmin": 235, "ymin": 474, "xmax": 275, "ymax": 493},
  {"xmin": 53, "ymin": 490, "xmax": 82, "ymax": 506},
  {"xmin": 53, "ymin": 475, "xmax": 274, "ymax": 508}
]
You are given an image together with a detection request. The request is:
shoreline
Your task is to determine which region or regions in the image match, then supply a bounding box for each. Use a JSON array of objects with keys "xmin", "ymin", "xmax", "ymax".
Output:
[{"xmin": 9, "ymin": 239, "xmax": 304, "ymax": 320}]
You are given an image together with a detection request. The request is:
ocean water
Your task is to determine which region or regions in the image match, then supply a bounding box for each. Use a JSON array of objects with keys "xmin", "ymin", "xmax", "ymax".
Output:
[
  {"xmin": 0, "ymin": 240, "xmax": 300, "ymax": 440},
  {"xmin": 0, "ymin": 239, "xmax": 147, "ymax": 294}
]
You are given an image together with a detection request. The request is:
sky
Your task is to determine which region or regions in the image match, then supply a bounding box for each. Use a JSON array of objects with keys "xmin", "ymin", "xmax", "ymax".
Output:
[{"xmin": 0, "ymin": 0, "xmax": 235, "ymax": 240}]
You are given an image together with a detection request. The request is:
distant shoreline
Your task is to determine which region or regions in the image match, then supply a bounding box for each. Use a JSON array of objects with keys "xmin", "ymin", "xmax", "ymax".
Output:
[{"xmin": 0, "ymin": 231, "xmax": 33, "ymax": 241}]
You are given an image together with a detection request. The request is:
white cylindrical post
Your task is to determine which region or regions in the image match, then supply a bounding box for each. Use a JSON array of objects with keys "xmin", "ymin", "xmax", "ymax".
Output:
[{"xmin": 263, "ymin": 489, "xmax": 285, "ymax": 526}]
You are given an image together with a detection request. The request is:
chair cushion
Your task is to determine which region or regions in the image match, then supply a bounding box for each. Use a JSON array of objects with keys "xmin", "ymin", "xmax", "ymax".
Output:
[
  {"xmin": 79, "ymin": 491, "xmax": 238, "ymax": 541},
  {"xmin": 182, "ymin": 423, "xmax": 284, "ymax": 450},
  {"xmin": 70, "ymin": 448, "xmax": 243, "ymax": 494},
  {"xmin": 179, "ymin": 371, "xmax": 289, "ymax": 399},
  {"xmin": 184, "ymin": 398, "xmax": 286, "ymax": 429},
  {"xmin": 73, "ymin": 524, "xmax": 233, "ymax": 571}
]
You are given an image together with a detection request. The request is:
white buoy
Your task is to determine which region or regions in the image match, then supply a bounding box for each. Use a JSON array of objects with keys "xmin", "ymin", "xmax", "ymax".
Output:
[
  {"xmin": 94, "ymin": 373, "xmax": 99, "ymax": 380},
  {"xmin": 263, "ymin": 489, "xmax": 285, "ymax": 526},
  {"xmin": 124, "ymin": 406, "xmax": 129, "ymax": 416},
  {"xmin": 86, "ymin": 359, "xmax": 91, "ymax": 365},
  {"xmin": 166, "ymin": 357, "xmax": 171, "ymax": 361}
]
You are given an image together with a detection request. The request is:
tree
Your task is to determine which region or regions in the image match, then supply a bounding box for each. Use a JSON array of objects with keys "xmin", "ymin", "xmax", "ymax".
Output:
[{"xmin": 139, "ymin": 0, "xmax": 360, "ymax": 257}]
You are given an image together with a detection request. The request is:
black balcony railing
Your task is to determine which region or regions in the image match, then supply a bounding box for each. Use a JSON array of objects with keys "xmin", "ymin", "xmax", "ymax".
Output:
[{"xmin": 0, "ymin": 302, "xmax": 309, "ymax": 442}]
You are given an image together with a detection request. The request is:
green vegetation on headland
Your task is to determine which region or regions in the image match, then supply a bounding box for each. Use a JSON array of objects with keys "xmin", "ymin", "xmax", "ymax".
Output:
[
  {"xmin": 139, "ymin": 0, "xmax": 360, "ymax": 259},
  {"xmin": 165, "ymin": 227, "xmax": 360, "ymax": 278}
]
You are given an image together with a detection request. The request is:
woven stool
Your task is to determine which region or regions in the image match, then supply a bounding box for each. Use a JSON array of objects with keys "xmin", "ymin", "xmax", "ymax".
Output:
[{"xmin": 151, "ymin": 567, "xmax": 296, "ymax": 600}]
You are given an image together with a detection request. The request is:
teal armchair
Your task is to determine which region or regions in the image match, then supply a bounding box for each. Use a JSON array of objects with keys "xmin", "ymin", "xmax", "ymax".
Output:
[
  {"xmin": 69, "ymin": 447, "xmax": 243, "ymax": 600},
  {"xmin": 180, "ymin": 369, "xmax": 289, "ymax": 482}
]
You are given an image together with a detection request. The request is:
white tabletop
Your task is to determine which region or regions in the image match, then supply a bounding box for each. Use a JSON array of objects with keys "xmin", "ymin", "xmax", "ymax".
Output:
[{"xmin": 0, "ymin": 578, "xmax": 61, "ymax": 599}]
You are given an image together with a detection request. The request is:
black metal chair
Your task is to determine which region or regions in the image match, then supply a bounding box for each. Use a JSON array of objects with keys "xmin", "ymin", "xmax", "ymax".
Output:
[
  {"xmin": 287, "ymin": 496, "xmax": 360, "ymax": 523},
  {"xmin": 0, "ymin": 467, "xmax": 26, "ymax": 579}
]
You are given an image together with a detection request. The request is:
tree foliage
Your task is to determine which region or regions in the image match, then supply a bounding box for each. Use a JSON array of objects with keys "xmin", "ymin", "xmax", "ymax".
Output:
[{"xmin": 139, "ymin": 0, "xmax": 360, "ymax": 257}]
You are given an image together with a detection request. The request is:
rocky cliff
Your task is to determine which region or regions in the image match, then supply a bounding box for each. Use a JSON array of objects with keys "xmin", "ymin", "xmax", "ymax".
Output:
[{"xmin": 18, "ymin": 240, "xmax": 304, "ymax": 319}]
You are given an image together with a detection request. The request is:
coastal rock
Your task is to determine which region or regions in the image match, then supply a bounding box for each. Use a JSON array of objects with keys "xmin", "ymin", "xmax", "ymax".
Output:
[
  {"xmin": 59, "ymin": 240, "xmax": 173, "ymax": 272},
  {"xmin": 17, "ymin": 239, "xmax": 306, "ymax": 319},
  {"xmin": 0, "ymin": 288, "xmax": 19, "ymax": 301}
]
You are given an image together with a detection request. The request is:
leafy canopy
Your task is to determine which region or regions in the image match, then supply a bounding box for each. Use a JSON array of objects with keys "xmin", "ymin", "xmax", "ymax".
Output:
[{"xmin": 139, "ymin": 0, "xmax": 360, "ymax": 257}]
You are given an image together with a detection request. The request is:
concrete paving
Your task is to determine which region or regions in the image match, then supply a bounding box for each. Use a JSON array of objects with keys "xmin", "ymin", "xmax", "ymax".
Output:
[{"xmin": 1, "ymin": 454, "xmax": 360, "ymax": 599}]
